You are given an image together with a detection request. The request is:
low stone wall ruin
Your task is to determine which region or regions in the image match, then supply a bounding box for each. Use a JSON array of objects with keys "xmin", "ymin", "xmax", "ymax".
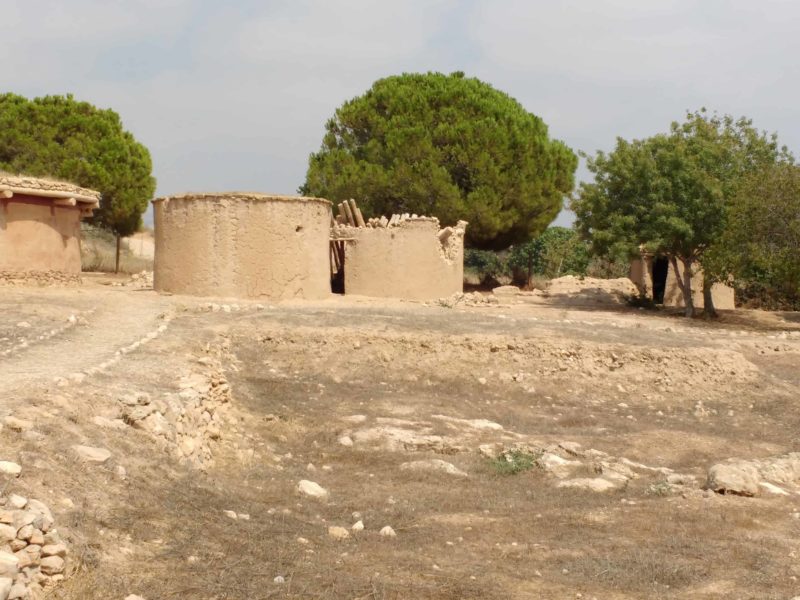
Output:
[
  {"xmin": 332, "ymin": 215, "xmax": 467, "ymax": 300},
  {"xmin": 152, "ymin": 193, "xmax": 332, "ymax": 299}
]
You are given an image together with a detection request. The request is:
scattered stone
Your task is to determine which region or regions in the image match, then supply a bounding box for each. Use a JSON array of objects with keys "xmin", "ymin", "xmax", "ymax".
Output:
[
  {"xmin": 0, "ymin": 462, "xmax": 21, "ymax": 477},
  {"xmin": 379, "ymin": 526, "xmax": 397, "ymax": 538},
  {"xmin": 706, "ymin": 462, "xmax": 761, "ymax": 496},
  {"xmin": 125, "ymin": 596, "xmax": 147, "ymax": 600},
  {"xmin": 297, "ymin": 480, "xmax": 329, "ymax": 500},
  {"xmin": 539, "ymin": 453, "xmax": 582, "ymax": 479},
  {"xmin": 223, "ymin": 510, "xmax": 238, "ymax": 520},
  {"xmin": 400, "ymin": 459, "xmax": 468, "ymax": 478},
  {"xmin": 352, "ymin": 520, "xmax": 364, "ymax": 532},
  {"xmin": 273, "ymin": 575, "xmax": 285, "ymax": 584},
  {"xmin": 338, "ymin": 435, "xmax": 354, "ymax": 447},
  {"xmin": 557, "ymin": 478, "xmax": 619, "ymax": 493},
  {"xmin": 327, "ymin": 526, "xmax": 349, "ymax": 540},
  {"xmin": 7, "ymin": 495, "xmax": 26, "ymax": 510},
  {"xmin": 72, "ymin": 445, "xmax": 112, "ymax": 463}
]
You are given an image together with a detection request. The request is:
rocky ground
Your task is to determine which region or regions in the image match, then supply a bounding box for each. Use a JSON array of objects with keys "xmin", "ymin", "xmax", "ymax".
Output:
[{"xmin": 0, "ymin": 279, "xmax": 799, "ymax": 599}]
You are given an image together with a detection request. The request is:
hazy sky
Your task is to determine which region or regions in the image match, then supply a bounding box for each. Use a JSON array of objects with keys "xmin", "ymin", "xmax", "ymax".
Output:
[{"xmin": 4, "ymin": 0, "xmax": 799, "ymax": 227}]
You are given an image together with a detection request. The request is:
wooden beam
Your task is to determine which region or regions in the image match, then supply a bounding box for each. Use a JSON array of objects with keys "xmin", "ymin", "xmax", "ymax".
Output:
[{"xmin": 342, "ymin": 200, "xmax": 356, "ymax": 226}]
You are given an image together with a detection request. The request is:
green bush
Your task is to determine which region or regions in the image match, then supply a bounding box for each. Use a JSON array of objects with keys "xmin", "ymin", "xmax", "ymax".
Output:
[{"xmin": 464, "ymin": 248, "xmax": 509, "ymax": 286}]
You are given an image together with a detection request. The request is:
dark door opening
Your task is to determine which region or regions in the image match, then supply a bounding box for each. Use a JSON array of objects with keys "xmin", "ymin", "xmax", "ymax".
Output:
[{"xmin": 652, "ymin": 257, "xmax": 669, "ymax": 304}]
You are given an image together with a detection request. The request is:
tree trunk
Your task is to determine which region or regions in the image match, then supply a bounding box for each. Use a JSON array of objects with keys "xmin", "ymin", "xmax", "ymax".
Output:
[
  {"xmin": 670, "ymin": 255, "xmax": 695, "ymax": 317},
  {"xmin": 115, "ymin": 234, "xmax": 121, "ymax": 274},
  {"xmin": 702, "ymin": 274, "xmax": 718, "ymax": 319}
]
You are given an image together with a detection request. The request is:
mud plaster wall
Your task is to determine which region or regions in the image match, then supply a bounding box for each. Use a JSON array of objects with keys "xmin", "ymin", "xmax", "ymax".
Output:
[
  {"xmin": 344, "ymin": 219, "xmax": 465, "ymax": 300},
  {"xmin": 0, "ymin": 197, "xmax": 82, "ymax": 273},
  {"xmin": 630, "ymin": 257, "xmax": 735, "ymax": 310},
  {"xmin": 153, "ymin": 194, "xmax": 332, "ymax": 299}
]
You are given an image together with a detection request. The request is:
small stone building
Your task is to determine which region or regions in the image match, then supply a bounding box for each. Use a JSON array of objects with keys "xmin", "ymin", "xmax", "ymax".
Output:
[
  {"xmin": 630, "ymin": 255, "xmax": 735, "ymax": 310},
  {"xmin": 331, "ymin": 212, "xmax": 467, "ymax": 300},
  {"xmin": 152, "ymin": 192, "xmax": 332, "ymax": 299},
  {"xmin": 0, "ymin": 175, "xmax": 100, "ymax": 275}
]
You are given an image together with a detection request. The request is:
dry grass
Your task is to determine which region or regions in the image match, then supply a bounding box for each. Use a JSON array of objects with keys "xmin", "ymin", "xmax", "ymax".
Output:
[{"xmin": 81, "ymin": 225, "xmax": 152, "ymax": 274}]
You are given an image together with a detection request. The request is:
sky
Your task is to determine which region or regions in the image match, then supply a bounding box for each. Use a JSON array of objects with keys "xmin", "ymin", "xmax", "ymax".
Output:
[{"xmin": 3, "ymin": 0, "xmax": 799, "ymax": 228}]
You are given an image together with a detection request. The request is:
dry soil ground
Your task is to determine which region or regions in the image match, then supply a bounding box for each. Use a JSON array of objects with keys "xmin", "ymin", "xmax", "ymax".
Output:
[{"xmin": 1, "ymin": 279, "xmax": 799, "ymax": 599}]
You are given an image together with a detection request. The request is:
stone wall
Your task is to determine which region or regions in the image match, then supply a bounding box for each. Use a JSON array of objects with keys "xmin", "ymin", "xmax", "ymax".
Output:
[
  {"xmin": 153, "ymin": 193, "xmax": 332, "ymax": 300},
  {"xmin": 0, "ymin": 197, "xmax": 83, "ymax": 273},
  {"xmin": 336, "ymin": 218, "xmax": 466, "ymax": 300}
]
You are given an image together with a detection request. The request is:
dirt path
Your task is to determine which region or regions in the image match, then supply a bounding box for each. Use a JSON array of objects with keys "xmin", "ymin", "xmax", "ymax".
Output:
[{"xmin": 0, "ymin": 287, "xmax": 172, "ymax": 395}]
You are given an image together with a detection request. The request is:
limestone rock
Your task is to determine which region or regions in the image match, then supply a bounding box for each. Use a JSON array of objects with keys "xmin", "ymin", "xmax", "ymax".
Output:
[
  {"xmin": 327, "ymin": 526, "xmax": 349, "ymax": 540},
  {"xmin": 399, "ymin": 459, "xmax": 468, "ymax": 478},
  {"xmin": 351, "ymin": 520, "xmax": 364, "ymax": 532},
  {"xmin": 0, "ymin": 462, "xmax": 21, "ymax": 477},
  {"xmin": 40, "ymin": 555, "xmax": 64, "ymax": 575},
  {"xmin": 539, "ymin": 453, "xmax": 582, "ymax": 479},
  {"xmin": 41, "ymin": 543, "xmax": 67, "ymax": 557},
  {"xmin": 557, "ymin": 478, "xmax": 619, "ymax": 493},
  {"xmin": 7, "ymin": 581, "xmax": 25, "ymax": 600},
  {"xmin": 125, "ymin": 596, "xmax": 147, "ymax": 600},
  {"xmin": 0, "ymin": 552, "xmax": 18, "ymax": 577},
  {"xmin": 0, "ymin": 578, "xmax": 12, "ymax": 600},
  {"xmin": 379, "ymin": 526, "xmax": 397, "ymax": 538},
  {"xmin": 0, "ymin": 525, "xmax": 15, "ymax": 543},
  {"xmin": 706, "ymin": 462, "xmax": 760, "ymax": 496},
  {"xmin": 72, "ymin": 445, "xmax": 111, "ymax": 463},
  {"xmin": 297, "ymin": 480, "xmax": 328, "ymax": 500},
  {"xmin": 7, "ymin": 496, "xmax": 26, "ymax": 510}
]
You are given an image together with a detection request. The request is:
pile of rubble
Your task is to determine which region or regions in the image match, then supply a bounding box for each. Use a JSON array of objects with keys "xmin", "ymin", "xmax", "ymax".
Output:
[
  {"xmin": 0, "ymin": 494, "xmax": 65, "ymax": 599},
  {"xmin": 0, "ymin": 271, "xmax": 81, "ymax": 288},
  {"xmin": 111, "ymin": 271, "xmax": 153, "ymax": 289},
  {"xmin": 106, "ymin": 357, "xmax": 233, "ymax": 469}
]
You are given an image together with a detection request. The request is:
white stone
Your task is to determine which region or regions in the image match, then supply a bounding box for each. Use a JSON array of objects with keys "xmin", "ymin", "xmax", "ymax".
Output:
[
  {"xmin": 125, "ymin": 596, "xmax": 147, "ymax": 600},
  {"xmin": 759, "ymin": 482, "xmax": 789, "ymax": 496},
  {"xmin": 297, "ymin": 480, "xmax": 329, "ymax": 500},
  {"xmin": 72, "ymin": 445, "xmax": 112, "ymax": 463},
  {"xmin": 0, "ymin": 462, "xmax": 21, "ymax": 477},
  {"xmin": 539, "ymin": 453, "xmax": 582, "ymax": 479},
  {"xmin": 223, "ymin": 510, "xmax": 238, "ymax": 520},
  {"xmin": 327, "ymin": 526, "xmax": 349, "ymax": 540},
  {"xmin": 7, "ymin": 495, "xmax": 26, "ymax": 510},
  {"xmin": 0, "ymin": 552, "xmax": 18, "ymax": 578},
  {"xmin": 379, "ymin": 526, "xmax": 397, "ymax": 538},
  {"xmin": 400, "ymin": 459, "xmax": 468, "ymax": 478},
  {"xmin": 706, "ymin": 462, "xmax": 760, "ymax": 496},
  {"xmin": 351, "ymin": 520, "xmax": 364, "ymax": 532},
  {"xmin": 557, "ymin": 478, "xmax": 618, "ymax": 492},
  {"xmin": 0, "ymin": 578, "xmax": 12, "ymax": 600},
  {"xmin": 273, "ymin": 576, "xmax": 285, "ymax": 584},
  {"xmin": 338, "ymin": 435, "xmax": 354, "ymax": 447}
]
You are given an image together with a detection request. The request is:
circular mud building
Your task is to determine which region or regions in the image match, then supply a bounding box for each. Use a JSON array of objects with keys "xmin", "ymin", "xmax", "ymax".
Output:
[{"xmin": 153, "ymin": 193, "xmax": 332, "ymax": 299}]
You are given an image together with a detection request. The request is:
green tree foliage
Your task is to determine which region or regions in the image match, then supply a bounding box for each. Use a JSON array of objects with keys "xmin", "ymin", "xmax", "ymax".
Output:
[
  {"xmin": 0, "ymin": 93, "xmax": 156, "ymax": 271},
  {"xmin": 508, "ymin": 227, "xmax": 589, "ymax": 285},
  {"xmin": 301, "ymin": 72, "xmax": 577, "ymax": 249},
  {"xmin": 464, "ymin": 248, "xmax": 509, "ymax": 287},
  {"xmin": 573, "ymin": 109, "xmax": 790, "ymax": 317},
  {"xmin": 722, "ymin": 163, "xmax": 800, "ymax": 308}
]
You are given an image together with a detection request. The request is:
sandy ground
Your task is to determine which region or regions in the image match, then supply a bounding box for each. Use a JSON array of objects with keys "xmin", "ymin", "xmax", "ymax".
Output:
[{"xmin": 1, "ymin": 280, "xmax": 799, "ymax": 599}]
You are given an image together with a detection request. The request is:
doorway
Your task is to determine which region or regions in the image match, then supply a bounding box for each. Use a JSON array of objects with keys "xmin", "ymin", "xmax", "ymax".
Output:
[{"xmin": 652, "ymin": 257, "xmax": 669, "ymax": 304}]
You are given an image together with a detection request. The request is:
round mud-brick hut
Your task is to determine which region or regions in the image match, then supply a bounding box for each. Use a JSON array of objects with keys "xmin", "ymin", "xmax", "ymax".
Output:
[
  {"xmin": 152, "ymin": 193, "xmax": 332, "ymax": 299},
  {"xmin": 0, "ymin": 175, "xmax": 100, "ymax": 275}
]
